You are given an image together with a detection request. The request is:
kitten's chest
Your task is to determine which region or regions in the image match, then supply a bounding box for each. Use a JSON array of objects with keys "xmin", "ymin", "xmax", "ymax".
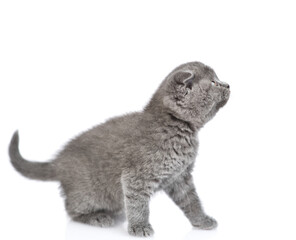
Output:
[{"xmin": 157, "ymin": 134, "xmax": 198, "ymax": 179}]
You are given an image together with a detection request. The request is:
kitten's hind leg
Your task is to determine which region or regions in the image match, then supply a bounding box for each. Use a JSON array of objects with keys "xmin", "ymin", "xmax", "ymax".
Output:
[
  {"xmin": 73, "ymin": 210, "xmax": 115, "ymax": 227},
  {"xmin": 64, "ymin": 195, "xmax": 118, "ymax": 227}
]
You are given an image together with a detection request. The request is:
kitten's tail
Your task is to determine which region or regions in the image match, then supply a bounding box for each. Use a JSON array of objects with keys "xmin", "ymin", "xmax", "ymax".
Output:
[{"xmin": 9, "ymin": 131, "xmax": 57, "ymax": 181}]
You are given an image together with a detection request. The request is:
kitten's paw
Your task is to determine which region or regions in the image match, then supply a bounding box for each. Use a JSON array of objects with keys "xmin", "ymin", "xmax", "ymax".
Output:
[
  {"xmin": 128, "ymin": 223, "xmax": 154, "ymax": 237},
  {"xmin": 89, "ymin": 213, "xmax": 115, "ymax": 227},
  {"xmin": 192, "ymin": 215, "xmax": 218, "ymax": 230}
]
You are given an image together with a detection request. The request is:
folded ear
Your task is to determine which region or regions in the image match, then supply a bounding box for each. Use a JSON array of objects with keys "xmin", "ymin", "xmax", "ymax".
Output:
[{"xmin": 174, "ymin": 70, "xmax": 195, "ymax": 89}]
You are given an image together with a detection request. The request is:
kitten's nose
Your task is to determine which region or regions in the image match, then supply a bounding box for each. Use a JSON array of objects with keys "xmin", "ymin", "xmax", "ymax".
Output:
[
  {"xmin": 216, "ymin": 78, "xmax": 229, "ymax": 89},
  {"xmin": 219, "ymin": 82, "xmax": 230, "ymax": 89}
]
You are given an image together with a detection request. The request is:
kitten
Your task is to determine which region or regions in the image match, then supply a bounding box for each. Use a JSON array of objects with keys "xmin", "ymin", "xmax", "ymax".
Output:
[{"xmin": 9, "ymin": 62, "xmax": 230, "ymax": 237}]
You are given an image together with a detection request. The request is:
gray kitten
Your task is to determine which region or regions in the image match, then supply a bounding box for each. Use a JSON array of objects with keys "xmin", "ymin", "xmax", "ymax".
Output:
[{"xmin": 9, "ymin": 62, "xmax": 230, "ymax": 237}]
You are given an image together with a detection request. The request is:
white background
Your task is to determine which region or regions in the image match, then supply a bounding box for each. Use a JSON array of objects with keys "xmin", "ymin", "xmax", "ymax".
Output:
[{"xmin": 1, "ymin": 1, "xmax": 296, "ymax": 239}]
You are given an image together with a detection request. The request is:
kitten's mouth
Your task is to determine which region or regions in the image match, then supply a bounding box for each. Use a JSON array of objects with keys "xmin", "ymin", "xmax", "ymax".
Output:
[{"xmin": 222, "ymin": 88, "xmax": 230, "ymax": 100}]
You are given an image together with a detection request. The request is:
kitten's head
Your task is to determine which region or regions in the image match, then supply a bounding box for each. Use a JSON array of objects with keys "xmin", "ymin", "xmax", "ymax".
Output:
[{"xmin": 145, "ymin": 62, "xmax": 230, "ymax": 128}]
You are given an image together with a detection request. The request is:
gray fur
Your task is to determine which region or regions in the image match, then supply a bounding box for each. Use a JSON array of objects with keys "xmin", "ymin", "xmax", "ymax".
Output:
[
  {"xmin": 9, "ymin": 132, "xmax": 56, "ymax": 181},
  {"xmin": 9, "ymin": 61, "xmax": 230, "ymax": 237}
]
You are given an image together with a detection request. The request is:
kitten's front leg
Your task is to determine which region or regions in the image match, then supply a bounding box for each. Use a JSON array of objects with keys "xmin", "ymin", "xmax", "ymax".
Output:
[
  {"xmin": 121, "ymin": 173, "xmax": 155, "ymax": 237},
  {"xmin": 164, "ymin": 171, "xmax": 217, "ymax": 230}
]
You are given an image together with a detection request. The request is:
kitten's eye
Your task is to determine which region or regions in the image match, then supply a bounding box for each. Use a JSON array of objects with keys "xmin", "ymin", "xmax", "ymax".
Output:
[{"xmin": 211, "ymin": 80, "xmax": 219, "ymax": 86}]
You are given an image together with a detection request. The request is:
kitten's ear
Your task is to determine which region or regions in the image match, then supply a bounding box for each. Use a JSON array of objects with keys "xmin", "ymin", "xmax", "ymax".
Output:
[{"xmin": 174, "ymin": 71, "xmax": 195, "ymax": 89}]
